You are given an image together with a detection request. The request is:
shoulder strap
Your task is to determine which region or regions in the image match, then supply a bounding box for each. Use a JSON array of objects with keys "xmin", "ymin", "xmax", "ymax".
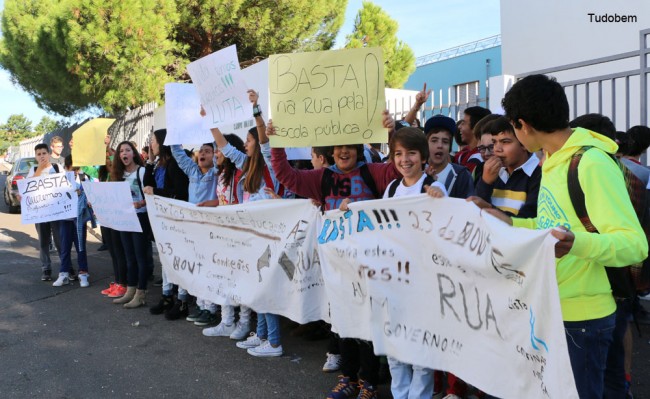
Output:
[
  {"xmin": 52, "ymin": 164, "xmax": 60, "ymax": 173},
  {"xmin": 135, "ymin": 166, "xmax": 145, "ymax": 198},
  {"xmin": 387, "ymin": 178, "xmax": 402, "ymax": 198},
  {"xmin": 421, "ymin": 174, "xmax": 436, "ymax": 193},
  {"xmin": 567, "ymin": 146, "xmax": 598, "ymax": 233},
  {"xmin": 320, "ymin": 168, "xmax": 334, "ymax": 210},
  {"xmin": 359, "ymin": 163, "xmax": 379, "ymax": 199}
]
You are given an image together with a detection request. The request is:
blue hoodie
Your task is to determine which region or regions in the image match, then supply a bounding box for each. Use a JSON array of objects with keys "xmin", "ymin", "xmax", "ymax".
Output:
[{"xmin": 171, "ymin": 145, "xmax": 218, "ymax": 204}]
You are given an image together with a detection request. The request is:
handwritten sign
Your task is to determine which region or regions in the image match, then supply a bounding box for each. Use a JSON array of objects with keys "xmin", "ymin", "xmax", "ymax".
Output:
[
  {"xmin": 18, "ymin": 173, "xmax": 78, "ymax": 224},
  {"xmin": 71, "ymin": 118, "xmax": 115, "ymax": 166},
  {"xmin": 82, "ymin": 181, "xmax": 142, "ymax": 232},
  {"xmin": 269, "ymin": 47, "xmax": 386, "ymax": 147},
  {"xmin": 186, "ymin": 45, "xmax": 252, "ymax": 129},
  {"xmin": 164, "ymin": 83, "xmax": 212, "ymax": 145},
  {"xmin": 146, "ymin": 195, "xmax": 328, "ymax": 324},
  {"xmin": 318, "ymin": 195, "xmax": 577, "ymax": 399}
]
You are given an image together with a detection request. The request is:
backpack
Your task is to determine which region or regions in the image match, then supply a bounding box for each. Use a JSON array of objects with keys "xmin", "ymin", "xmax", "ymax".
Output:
[
  {"xmin": 34, "ymin": 164, "xmax": 60, "ymax": 174},
  {"xmin": 567, "ymin": 146, "xmax": 650, "ymax": 299},
  {"xmin": 320, "ymin": 164, "xmax": 379, "ymax": 211},
  {"xmin": 386, "ymin": 175, "xmax": 436, "ymax": 198}
]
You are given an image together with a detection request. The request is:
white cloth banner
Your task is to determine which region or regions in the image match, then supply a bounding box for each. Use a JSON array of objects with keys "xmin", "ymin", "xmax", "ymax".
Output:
[
  {"xmin": 318, "ymin": 195, "xmax": 577, "ymax": 399},
  {"xmin": 146, "ymin": 195, "xmax": 328, "ymax": 324},
  {"xmin": 164, "ymin": 83, "xmax": 212, "ymax": 145},
  {"xmin": 186, "ymin": 45, "xmax": 252, "ymax": 129},
  {"xmin": 18, "ymin": 173, "xmax": 78, "ymax": 224},
  {"xmin": 82, "ymin": 181, "xmax": 142, "ymax": 232}
]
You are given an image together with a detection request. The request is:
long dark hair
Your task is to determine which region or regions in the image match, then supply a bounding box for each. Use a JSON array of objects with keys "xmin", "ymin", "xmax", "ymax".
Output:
[
  {"xmin": 111, "ymin": 141, "xmax": 144, "ymax": 182},
  {"xmin": 221, "ymin": 134, "xmax": 245, "ymax": 188},
  {"xmin": 242, "ymin": 128, "xmax": 266, "ymax": 194},
  {"xmin": 154, "ymin": 129, "xmax": 173, "ymax": 168}
]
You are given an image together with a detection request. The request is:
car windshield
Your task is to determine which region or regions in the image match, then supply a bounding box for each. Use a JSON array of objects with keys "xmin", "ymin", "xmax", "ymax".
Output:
[{"xmin": 16, "ymin": 158, "xmax": 37, "ymax": 174}]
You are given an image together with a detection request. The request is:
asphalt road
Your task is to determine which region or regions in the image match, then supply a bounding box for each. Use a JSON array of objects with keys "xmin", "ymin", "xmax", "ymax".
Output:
[{"xmin": 1, "ymin": 173, "xmax": 650, "ymax": 399}]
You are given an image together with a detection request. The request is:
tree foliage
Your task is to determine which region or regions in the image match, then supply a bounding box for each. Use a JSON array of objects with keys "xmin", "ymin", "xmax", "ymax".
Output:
[
  {"xmin": 0, "ymin": 113, "xmax": 37, "ymax": 153},
  {"xmin": 0, "ymin": 0, "xmax": 347, "ymax": 117},
  {"xmin": 345, "ymin": 1, "xmax": 415, "ymax": 88},
  {"xmin": 35, "ymin": 116, "xmax": 63, "ymax": 135}
]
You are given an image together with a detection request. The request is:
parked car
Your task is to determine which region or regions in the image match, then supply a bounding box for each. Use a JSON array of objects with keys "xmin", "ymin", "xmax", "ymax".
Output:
[{"xmin": 3, "ymin": 157, "xmax": 37, "ymax": 213}]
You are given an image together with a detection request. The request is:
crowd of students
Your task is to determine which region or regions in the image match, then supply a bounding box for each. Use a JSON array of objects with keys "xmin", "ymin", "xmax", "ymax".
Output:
[{"xmin": 24, "ymin": 74, "xmax": 650, "ymax": 399}]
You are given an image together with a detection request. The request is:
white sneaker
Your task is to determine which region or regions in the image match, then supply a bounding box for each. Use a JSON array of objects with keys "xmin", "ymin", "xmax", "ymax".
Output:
[
  {"xmin": 443, "ymin": 395, "xmax": 462, "ymax": 399},
  {"xmin": 229, "ymin": 321, "xmax": 250, "ymax": 340},
  {"xmin": 202, "ymin": 322, "xmax": 236, "ymax": 337},
  {"xmin": 235, "ymin": 333, "xmax": 263, "ymax": 349},
  {"xmin": 78, "ymin": 273, "xmax": 90, "ymax": 288},
  {"xmin": 247, "ymin": 340, "xmax": 283, "ymax": 357},
  {"xmin": 639, "ymin": 293, "xmax": 650, "ymax": 301},
  {"xmin": 322, "ymin": 352, "xmax": 342, "ymax": 372},
  {"xmin": 52, "ymin": 273, "xmax": 70, "ymax": 287}
]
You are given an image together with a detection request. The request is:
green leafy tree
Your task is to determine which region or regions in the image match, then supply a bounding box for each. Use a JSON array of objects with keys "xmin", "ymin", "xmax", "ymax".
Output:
[
  {"xmin": 0, "ymin": 0, "xmax": 347, "ymax": 116},
  {"xmin": 34, "ymin": 116, "xmax": 63, "ymax": 135},
  {"xmin": 345, "ymin": 1, "xmax": 415, "ymax": 88},
  {"xmin": 2, "ymin": 113, "xmax": 33, "ymax": 137}
]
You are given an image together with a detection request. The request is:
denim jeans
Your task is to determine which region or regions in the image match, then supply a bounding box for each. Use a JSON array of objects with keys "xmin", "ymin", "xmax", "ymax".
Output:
[
  {"xmin": 36, "ymin": 221, "xmax": 60, "ymax": 271},
  {"xmin": 564, "ymin": 312, "xmax": 616, "ymax": 398},
  {"xmin": 388, "ymin": 357, "xmax": 435, "ymax": 399},
  {"xmin": 604, "ymin": 299, "xmax": 631, "ymax": 399},
  {"xmin": 101, "ymin": 226, "xmax": 127, "ymax": 285},
  {"xmin": 256, "ymin": 313, "xmax": 281, "ymax": 346},
  {"xmin": 120, "ymin": 213, "xmax": 153, "ymax": 290},
  {"xmin": 58, "ymin": 220, "xmax": 87, "ymax": 273}
]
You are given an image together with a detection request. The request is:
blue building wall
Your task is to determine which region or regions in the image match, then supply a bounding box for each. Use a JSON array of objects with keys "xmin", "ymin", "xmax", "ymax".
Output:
[{"xmin": 404, "ymin": 46, "xmax": 502, "ymax": 109}]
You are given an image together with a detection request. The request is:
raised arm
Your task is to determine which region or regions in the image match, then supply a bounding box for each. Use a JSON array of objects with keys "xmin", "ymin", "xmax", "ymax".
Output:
[
  {"xmin": 249, "ymin": 89, "xmax": 268, "ymax": 144},
  {"xmin": 404, "ymin": 83, "xmax": 431, "ymax": 125},
  {"xmin": 171, "ymin": 144, "xmax": 200, "ymax": 177}
]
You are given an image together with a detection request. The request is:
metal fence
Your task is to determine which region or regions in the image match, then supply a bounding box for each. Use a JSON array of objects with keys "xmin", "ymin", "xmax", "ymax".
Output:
[
  {"xmin": 519, "ymin": 28, "xmax": 650, "ymax": 131},
  {"xmin": 416, "ymin": 35, "xmax": 501, "ymax": 67}
]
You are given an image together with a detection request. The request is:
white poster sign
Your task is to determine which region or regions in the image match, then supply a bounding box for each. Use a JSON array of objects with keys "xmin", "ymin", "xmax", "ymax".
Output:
[
  {"xmin": 318, "ymin": 195, "xmax": 577, "ymax": 399},
  {"xmin": 186, "ymin": 45, "xmax": 252, "ymax": 129},
  {"xmin": 18, "ymin": 173, "xmax": 78, "ymax": 224},
  {"xmin": 164, "ymin": 83, "xmax": 212, "ymax": 145},
  {"xmin": 82, "ymin": 181, "xmax": 142, "ymax": 232},
  {"xmin": 146, "ymin": 195, "xmax": 328, "ymax": 324}
]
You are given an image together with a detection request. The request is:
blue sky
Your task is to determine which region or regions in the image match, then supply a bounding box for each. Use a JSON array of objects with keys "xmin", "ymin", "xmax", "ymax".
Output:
[{"xmin": 0, "ymin": 0, "xmax": 500, "ymax": 125}]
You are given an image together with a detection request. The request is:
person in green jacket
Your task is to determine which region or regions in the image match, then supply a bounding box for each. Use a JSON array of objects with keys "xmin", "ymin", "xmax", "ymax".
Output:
[{"xmin": 491, "ymin": 74, "xmax": 648, "ymax": 399}]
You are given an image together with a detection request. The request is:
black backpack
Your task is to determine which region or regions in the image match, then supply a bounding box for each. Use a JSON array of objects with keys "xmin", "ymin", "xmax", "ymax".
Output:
[
  {"xmin": 386, "ymin": 175, "xmax": 436, "ymax": 198},
  {"xmin": 320, "ymin": 164, "xmax": 379, "ymax": 211}
]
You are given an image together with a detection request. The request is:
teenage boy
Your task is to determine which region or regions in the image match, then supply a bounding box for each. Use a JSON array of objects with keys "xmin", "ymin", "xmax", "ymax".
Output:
[
  {"xmin": 28, "ymin": 143, "xmax": 62, "ymax": 281},
  {"xmin": 49, "ymin": 136, "xmax": 65, "ymax": 167},
  {"xmin": 422, "ymin": 115, "xmax": 474, "ymax": 199},
  {"xmin": 473, "ymin": 116, "xmax": 541, "ymax": 218},
  {"xmin": 496, "ymin": 74, "xmax": 647, "ymax": 398},
  {"xmin": 454, "ymin": 106, "xmax": 491, "ymax": 172}
]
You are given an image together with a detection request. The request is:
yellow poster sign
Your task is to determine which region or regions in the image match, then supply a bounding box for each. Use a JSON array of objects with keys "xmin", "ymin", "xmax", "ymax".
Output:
[
  {"xmin": 71, "ymin": 118, "xmax": 115, "ymax": 167},
  {"xmin": 269, "ymin": 47, "xmax": 386, "ymax": 147}
]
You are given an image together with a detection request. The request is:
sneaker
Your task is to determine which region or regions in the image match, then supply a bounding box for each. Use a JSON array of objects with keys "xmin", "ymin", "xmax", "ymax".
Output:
[
  {"xmin": 153, "ymin": 277, "xmax": 163, "ymax": 286},
  {"xmin": 229, "ymin": 321, "xmax": 251, "ymax": 340},
  {"xmin": 356, "ymin": 380, "xmax": 377, "ymax": 399},
  {"xmin": 236, "ymin": 333, "xmax": 263, "ymax": 349},
  {"xmin": 78, "ymin": 273, "xmax": 90, "ymax": 288},
  {"xmin": 108, "ymin": 284, "xmax": 127, "ymax": 298},
  {"xmin": 247, "ymin": 340, "xmax": 283, "ymax": 357},
  {"xmin": 327, "ymin": 376, "xmax": 359, "ymax": 399},
  {"xmin": 41, "ymin": 270, "xmax": 52, "ymax": 281},
  {"xmin": 442, "ymin": 395, "xmax": 462, "ymax": 399},
  {"xmin": 101, "ymin": 283, "xmax": 117, "ymax": 295},
  {"xmin": 150, "ymin": 295, "xmax": 174, "ymax": 315},
  {"xmin": 640, "ymin": 292, "xmax": 650, "ymax": 301},
  {"xmin": 97, "ymin": 243, "xmax": 108, "ymax": 251},
  {"xmin": 194, "ymin": 310, "xmax": 219, "ymax": 326},
  {"xmin": 165, "ymin": 300, "xmax": 189, "ymax": 320},
  {"xmin": 323, "ymin": 353, "xmax": 342, "ymax": 373},
  {"xmin": 202, "ymin": 322, "xmax": 236, "ymax": 337},
  {"xmin": 68, "ymin": 268, "xmax": 77, "ymax": 281},
  {"xmin": 186, "ymin": 308, "xmax": 204, "ymax": 322},
  {"xmin": 52, "ymin": 273, "xmax": 70, "ymax": 287}
]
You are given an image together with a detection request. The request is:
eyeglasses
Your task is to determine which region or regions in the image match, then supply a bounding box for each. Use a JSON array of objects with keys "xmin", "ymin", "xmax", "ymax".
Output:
[{"xmin": 477, "ymin": 144, "xmax": 494, "ymax": 153}]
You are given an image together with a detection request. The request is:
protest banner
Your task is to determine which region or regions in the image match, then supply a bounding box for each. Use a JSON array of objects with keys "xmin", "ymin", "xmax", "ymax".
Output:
[
  {"xmin": 317, "ymin": 195, "xmax": 577, "ymax": 398},
  {"xmin": 269, "ymin": 47, "xmax": 386, "ymax": 147},
  {"xmin": 71, "ymin": 118, "xmax": 115, "ymax": 167},
  {"xmin": 82, "ymin": 181, "xmax": 142, "ymax": 232},
  {"xmin": 186, "ymin": 45, "xmax": 252, "ymax": 129},
  {"xmin": 146, "ymin": 195, "xmax": 328, "ymax": 323},
  {"xmin": 164, "ymin": 83, "xmax": 212, "ymax": 145},
  {"xmin": 18, "ymin": 173, "xmax": 78, "ymax": 224}
]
